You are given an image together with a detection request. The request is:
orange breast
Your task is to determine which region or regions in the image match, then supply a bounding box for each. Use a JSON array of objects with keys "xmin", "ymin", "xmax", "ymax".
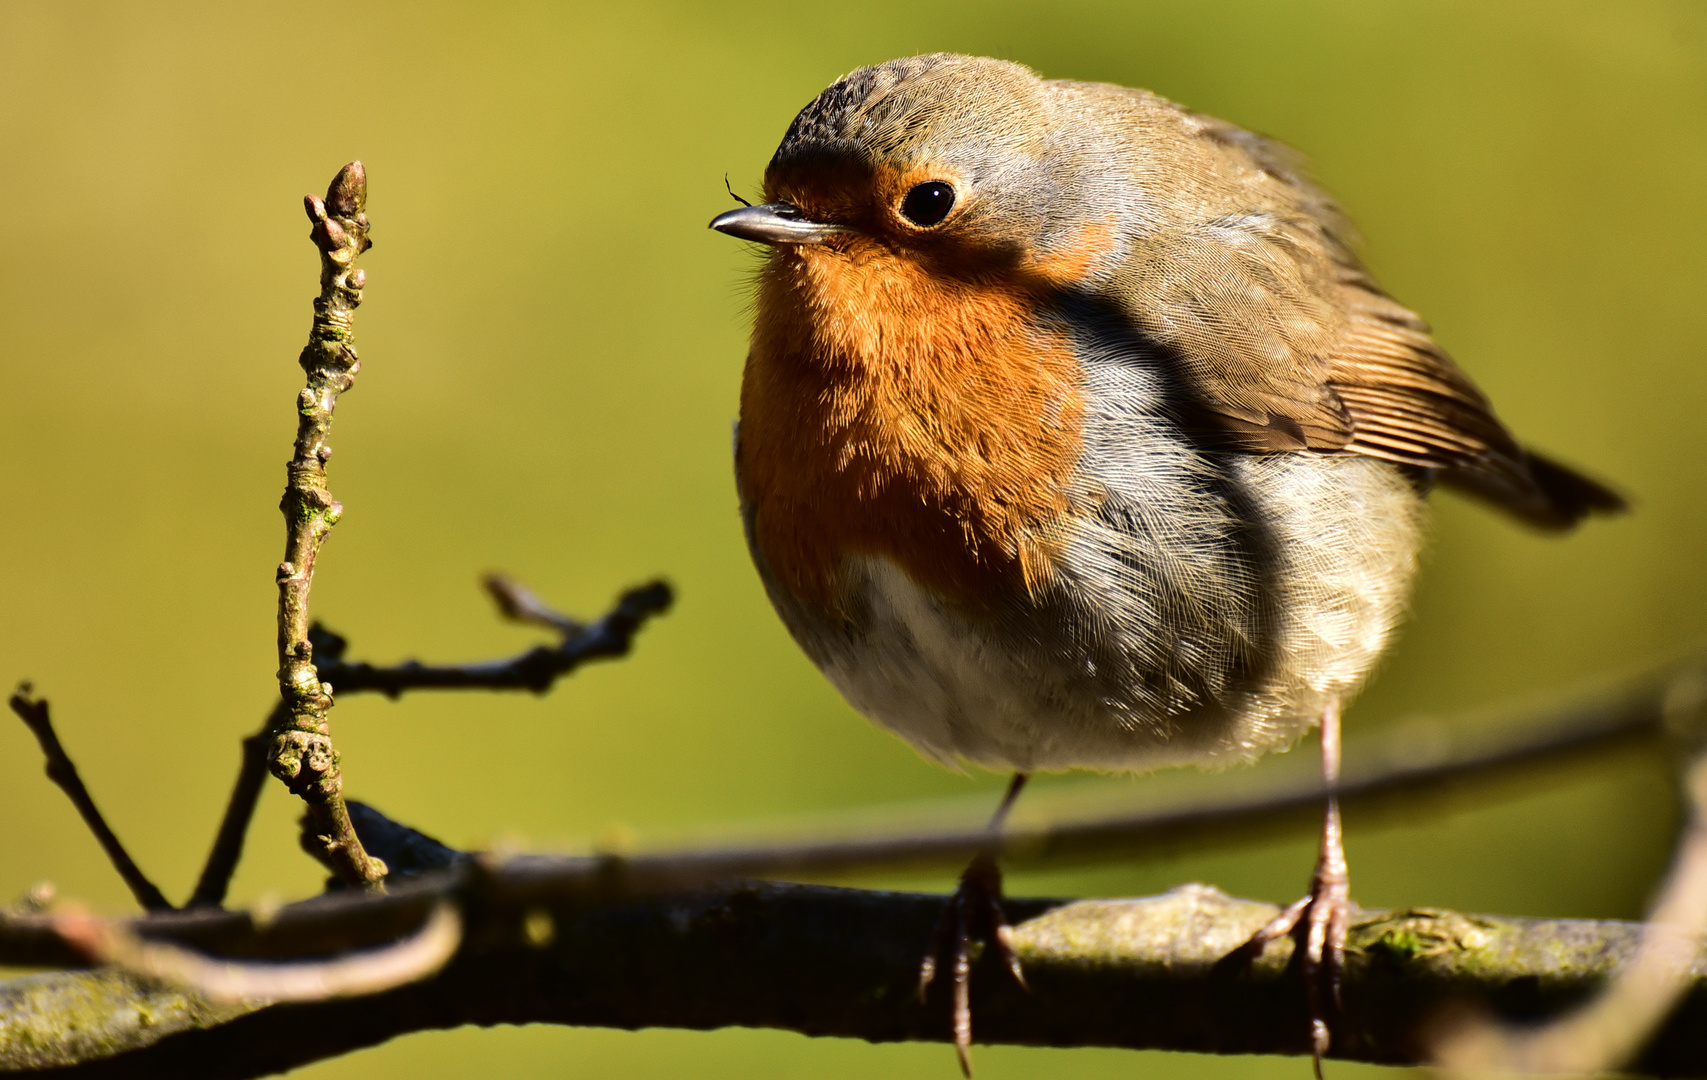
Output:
[{"xmin": 737, "ymin": 240, "xmax": 1088, "ymax": 617}]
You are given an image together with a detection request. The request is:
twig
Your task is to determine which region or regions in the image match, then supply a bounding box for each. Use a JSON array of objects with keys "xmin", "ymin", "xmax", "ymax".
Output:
[
  {"xmin": 299, "ymin": 801, "xmax": 468, "ymax": 886},
  {"xmin": 482, "ymin": 572, "xmax": 584, "ymax": 635},
  {"xmin": 6, "ymin": 880, "xmax": 1707, "ymax": 1077},
  {"xmin": 2, "ymin": 662, "xmax": 1702, "ymax": 1077},
  {"xmin": 1434, "ymin": 743, "xmax": 1707, "ymax": 1074},
  {"xmin": 7, "ymin": 689, "xmax": 172, "ymax": 913},
  {"xmin": 267, "ymin": 161, "xmax": 386, "ymax": 891},
  {"xmin": 187, "ymin": 705, "xmax": 285, "ymax": 909},
  {"xmin": 311, "ymin": 579, "xmax": 673, "ymax": 697},
  {"xmin": 336, "ymin": 802, "xmax": 468, "ymax": 877},
  {"xmin": 4, "ymin": 657, "xmax": 1702, "ymax": 976},
  {"xmin": 481, "ymin": 650, "xmax": 1698, "ymax": 889},
  {"xmin": 183, "ymin": 579, "xmax": 668, "ymax": 910},
  {"xmin": 54, "ymin": 902, "xmax": 461, "ymax": 1005}
]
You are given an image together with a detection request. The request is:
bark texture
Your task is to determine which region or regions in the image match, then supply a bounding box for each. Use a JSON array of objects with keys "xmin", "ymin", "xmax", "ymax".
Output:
[{"xmin": 4, "ymin": 881, "xmax": 1705, "ymax": 1077}]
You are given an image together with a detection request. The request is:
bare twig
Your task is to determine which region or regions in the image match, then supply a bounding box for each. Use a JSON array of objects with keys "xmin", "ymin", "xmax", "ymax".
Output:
[
  {"xmin": 501, "ymin": 651, "xmax": 1696, "ymax": 889},
  {"xmin": 4, "ymin": 657, "xmax": 1701, "ymax": 977},
  {"xmin": 1434, "ymin": 743, "xmax": 1707, "ymax": 1074},
  {"xmin": 7, "ymin": 689, "xmax": 172, "ymax": 913},
  {"xmin": 267, "ymin": 161, "xmax": 385, "ymax": 891},
  {"xmin": 187, "ymin": 705, "xmax": 285, "ymax": 909},
  {"xmin": 54, "ymin": 902, "xmax": 461, "ymax": 1005},
  {"xmin": 2, "ymin": 658, "xmax": 1703, "ymax": 1076},
  {"xmin": 182, "ymin": 578, "xmax": 668, "ymax": 910},
  {"xmin": 298, "ymin": 801, "xmax": 468, "ymax": 887},
  {"xmin": 335, "ymin": 802, "xmax": 467, "ymax": 877},
  {"xmin": 482, "ymin": 571, "xmax": 584, "ymax": 635},
  {"xmin": 311, "ymin": 579, "xmax": 673, "ymax": 696}
]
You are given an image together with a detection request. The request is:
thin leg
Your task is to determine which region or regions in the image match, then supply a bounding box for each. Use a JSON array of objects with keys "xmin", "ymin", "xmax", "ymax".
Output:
[
  {"xmin": 1246, "ymin": 700, "xmax": 1351, "ymax": 1078},
  {"xmin": 919, "ymin": 772, "xmax": 1030, "ymax": 1077}
]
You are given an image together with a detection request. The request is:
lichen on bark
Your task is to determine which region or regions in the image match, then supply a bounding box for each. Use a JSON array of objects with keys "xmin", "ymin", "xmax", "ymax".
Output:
[
  {"xmin": 5, "ymin": 880, "xmax": 1707, "ymax": 1077},
  {"xmin": 0, "ymin": 969, "xmax": 258, "ymax": 1070}
]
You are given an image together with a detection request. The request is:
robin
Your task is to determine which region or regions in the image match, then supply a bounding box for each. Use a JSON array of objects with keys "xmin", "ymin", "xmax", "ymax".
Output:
[{"xmin": 710, "ymin": 53, "xmax": 1624, "ymax": 1074}]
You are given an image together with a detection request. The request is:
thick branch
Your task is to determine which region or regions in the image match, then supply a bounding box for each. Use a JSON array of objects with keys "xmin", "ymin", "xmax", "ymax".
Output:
[
  {"xmin": 4, "ymin": 881, "xmax": 1707, "ymax": 1077},
  {"xmin": 267, "ymin": 161, "xmax": 384, "ymax": 890},
  {"xmin": 5, "ymin": 675, "xmax": 1704, "ymax": 1080}
]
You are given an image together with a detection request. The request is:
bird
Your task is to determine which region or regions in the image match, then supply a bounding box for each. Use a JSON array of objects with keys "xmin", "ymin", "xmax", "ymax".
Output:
[{"xmin": 709, "ymin": 53, "xmax": 1625, "ymax": 1075}]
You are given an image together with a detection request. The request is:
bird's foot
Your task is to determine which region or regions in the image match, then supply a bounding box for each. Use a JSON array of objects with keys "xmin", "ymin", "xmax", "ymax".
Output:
[
  {"xmin": 918, "ymin": 851, "xmax": 1027, "ymax": 1077},
  {"xmin": 1247, "ymin": 859, "xmax": 1352, "ymax": 1078}
]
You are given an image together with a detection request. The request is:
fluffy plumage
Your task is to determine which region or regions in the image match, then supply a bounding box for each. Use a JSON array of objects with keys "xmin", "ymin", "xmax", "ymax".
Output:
[{"xmin": 731, "ymin": 53, "xmax": 1622, "ymax": 774}]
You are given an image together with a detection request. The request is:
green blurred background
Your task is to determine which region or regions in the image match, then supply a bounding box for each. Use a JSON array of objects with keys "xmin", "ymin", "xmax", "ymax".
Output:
[{"xmin": 2, "ymin": 1, "xmax": 1704, "ymax": 1076}]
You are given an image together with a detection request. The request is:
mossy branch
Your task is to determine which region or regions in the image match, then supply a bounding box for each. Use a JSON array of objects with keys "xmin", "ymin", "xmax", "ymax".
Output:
[
  {"xmin": 267, "ymin": 161, "xmax": 385, "ymax": 891},
  {"xmin": 4, "ymin": 878, "xmax": 1707, "ymax": 1077}
]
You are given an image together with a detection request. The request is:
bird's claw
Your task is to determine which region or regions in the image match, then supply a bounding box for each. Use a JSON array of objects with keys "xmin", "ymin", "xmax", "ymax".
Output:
[
  {"xmin": 918, "ymin": 852, "xmax": 1026, "ymax": 1076},
  {"xmin": 1247, "ymin": 859, "xmax": 1352, "ymax": 1077}
]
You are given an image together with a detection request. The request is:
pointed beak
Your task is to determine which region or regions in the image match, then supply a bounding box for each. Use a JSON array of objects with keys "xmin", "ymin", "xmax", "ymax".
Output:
[{"xmin": 709, "ymin": 202, "xmax": 853, "ymax": 246}]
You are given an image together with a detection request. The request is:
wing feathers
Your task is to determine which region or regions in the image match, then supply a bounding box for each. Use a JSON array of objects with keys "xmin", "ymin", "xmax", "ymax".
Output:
[{"xmin": 1104, "ymin": 130, "xmax": 1622, "ymax": 528}]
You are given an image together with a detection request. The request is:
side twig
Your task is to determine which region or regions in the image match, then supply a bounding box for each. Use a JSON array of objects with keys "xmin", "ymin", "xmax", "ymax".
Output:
[
  {"xmin": 1435, "ymin": 745, "xmax": 1707, "ymax": 1075},
  {"xmin": 187, "ymin": 704, "xmax": 286, "ymax": 909},
  {"xmin": 482, "ymin": 572, "xmax": 584, "ymax": 634},
  {"xmin": 54, "ymin": 902, "xmax": 461, "ymax": 1005},
  {"xmin": 267, "ymin": 161, "xmax": 385, "ymax": 890},
  {"xmin": 184, "ymin": 577, "xmax": 668, "ymax": 910},
  {"xmin": 7, "ymin": 689, "xmax": 171, "ymax": 913},
  {"xmin": 5, "ymin": 656, "xmax": 1702, "ymax": 976},
  {"xmin": 312, "ymin": 578, "xmax": 673, "ymax": 696}
]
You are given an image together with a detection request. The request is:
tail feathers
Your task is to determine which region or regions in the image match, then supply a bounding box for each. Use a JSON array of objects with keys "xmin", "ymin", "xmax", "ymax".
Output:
[
  {"xmin": 1441, "ymin": 450, "xmax": 1628, "ymax": 531},
  {"xmin": 1526, "ymin": 451, "xmax": 1629, "ymax": 522}
]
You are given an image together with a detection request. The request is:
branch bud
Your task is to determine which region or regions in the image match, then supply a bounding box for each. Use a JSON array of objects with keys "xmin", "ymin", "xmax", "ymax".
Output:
[{"xmin": 325, "ymin": 161, "xmax": 367, "ymax": 217}]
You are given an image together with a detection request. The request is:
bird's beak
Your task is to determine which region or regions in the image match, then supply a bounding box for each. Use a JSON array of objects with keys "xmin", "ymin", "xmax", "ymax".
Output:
[{"xmin": 709, "ymin": 202, "xmax": 852, "ymax": 245}]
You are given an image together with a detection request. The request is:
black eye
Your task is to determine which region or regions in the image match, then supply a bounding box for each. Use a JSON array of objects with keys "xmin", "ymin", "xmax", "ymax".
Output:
[{"xmin": 900, "ymin": 181, "xmax": 956, "ymax": 227}]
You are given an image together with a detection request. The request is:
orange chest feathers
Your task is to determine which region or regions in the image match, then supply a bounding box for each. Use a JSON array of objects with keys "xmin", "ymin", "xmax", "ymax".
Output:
[{"xmin": 736, "ymin": 243, "xmax": 1088, "ymax": 617}]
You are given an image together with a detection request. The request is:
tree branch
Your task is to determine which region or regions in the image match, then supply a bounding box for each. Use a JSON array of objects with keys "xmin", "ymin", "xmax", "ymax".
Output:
[
  {"xmin": 4, "ymin": 879, "xmax": 1707, "ymax": 1077},
  {"xmin": 187, "ymin": 706, "xmax": 284, "ymax": 909},
  {"xmin": 6, "ymin": 690, "xmax": 172, "ymax": 913},
  {"xmin": 1435, "ymin": 746, "xmax": 1707, "ymax": 1074},
  {"xmin": 267, "ymin": 161, "xmax": 384, "ymax": 890},
  {"xmin": 4, "ymin": 655, "xmax": 1704, "ymax": 1075},
  {"xmin": 309, "ymin": 578, "xmax": 673, "ymax": 697},
  {"xmin": 179, "ymin": 577, "xmax": 670, "ymax": 910},
  {"xmin": 5, "ymin": 654, "xmax": 1702, "ymax": 970}
]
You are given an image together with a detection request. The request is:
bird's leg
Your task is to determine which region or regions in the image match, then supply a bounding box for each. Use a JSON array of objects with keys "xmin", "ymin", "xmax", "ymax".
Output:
[
  {"xmin": 1246, "ymin": 700, "xmax": 1350, "ymax": 1078},
  {"xmin": 919, "ymin": 771, "xmax": 1030, "ymax": 1076}
]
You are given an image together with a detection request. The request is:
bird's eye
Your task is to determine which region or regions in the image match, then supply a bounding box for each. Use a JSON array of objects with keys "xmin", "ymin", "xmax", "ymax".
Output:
[{"xmin": 900, "ymin": 181, "xmax": 956, "ymax": 227}]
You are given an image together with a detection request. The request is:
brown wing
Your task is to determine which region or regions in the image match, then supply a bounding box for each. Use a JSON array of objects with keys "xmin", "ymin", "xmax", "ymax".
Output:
[
  {"xmin": 1323, "ymin": 264, "xmax": 1624, "ymax": 525},
  {"xmin": 1105, "ymin": 118, "xmax": 1624, "ymax": 529}
]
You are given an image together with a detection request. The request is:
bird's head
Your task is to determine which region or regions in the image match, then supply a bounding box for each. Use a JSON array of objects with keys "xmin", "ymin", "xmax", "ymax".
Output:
[{"xmin": 712, "ymin": 54, "xmax": 1123, "ymax": 282}]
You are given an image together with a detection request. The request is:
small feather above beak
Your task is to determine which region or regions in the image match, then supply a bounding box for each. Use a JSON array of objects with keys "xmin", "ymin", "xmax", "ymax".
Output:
[{"xmin": 710, "ymin": 202, "xmax": 853, "ymax": 246}]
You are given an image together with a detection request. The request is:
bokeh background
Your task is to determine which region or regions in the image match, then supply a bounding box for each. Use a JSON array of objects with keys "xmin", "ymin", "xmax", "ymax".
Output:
[{"xmin": 3, "ymin": 1, "xmax": 1705, "ymax": 1076}]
